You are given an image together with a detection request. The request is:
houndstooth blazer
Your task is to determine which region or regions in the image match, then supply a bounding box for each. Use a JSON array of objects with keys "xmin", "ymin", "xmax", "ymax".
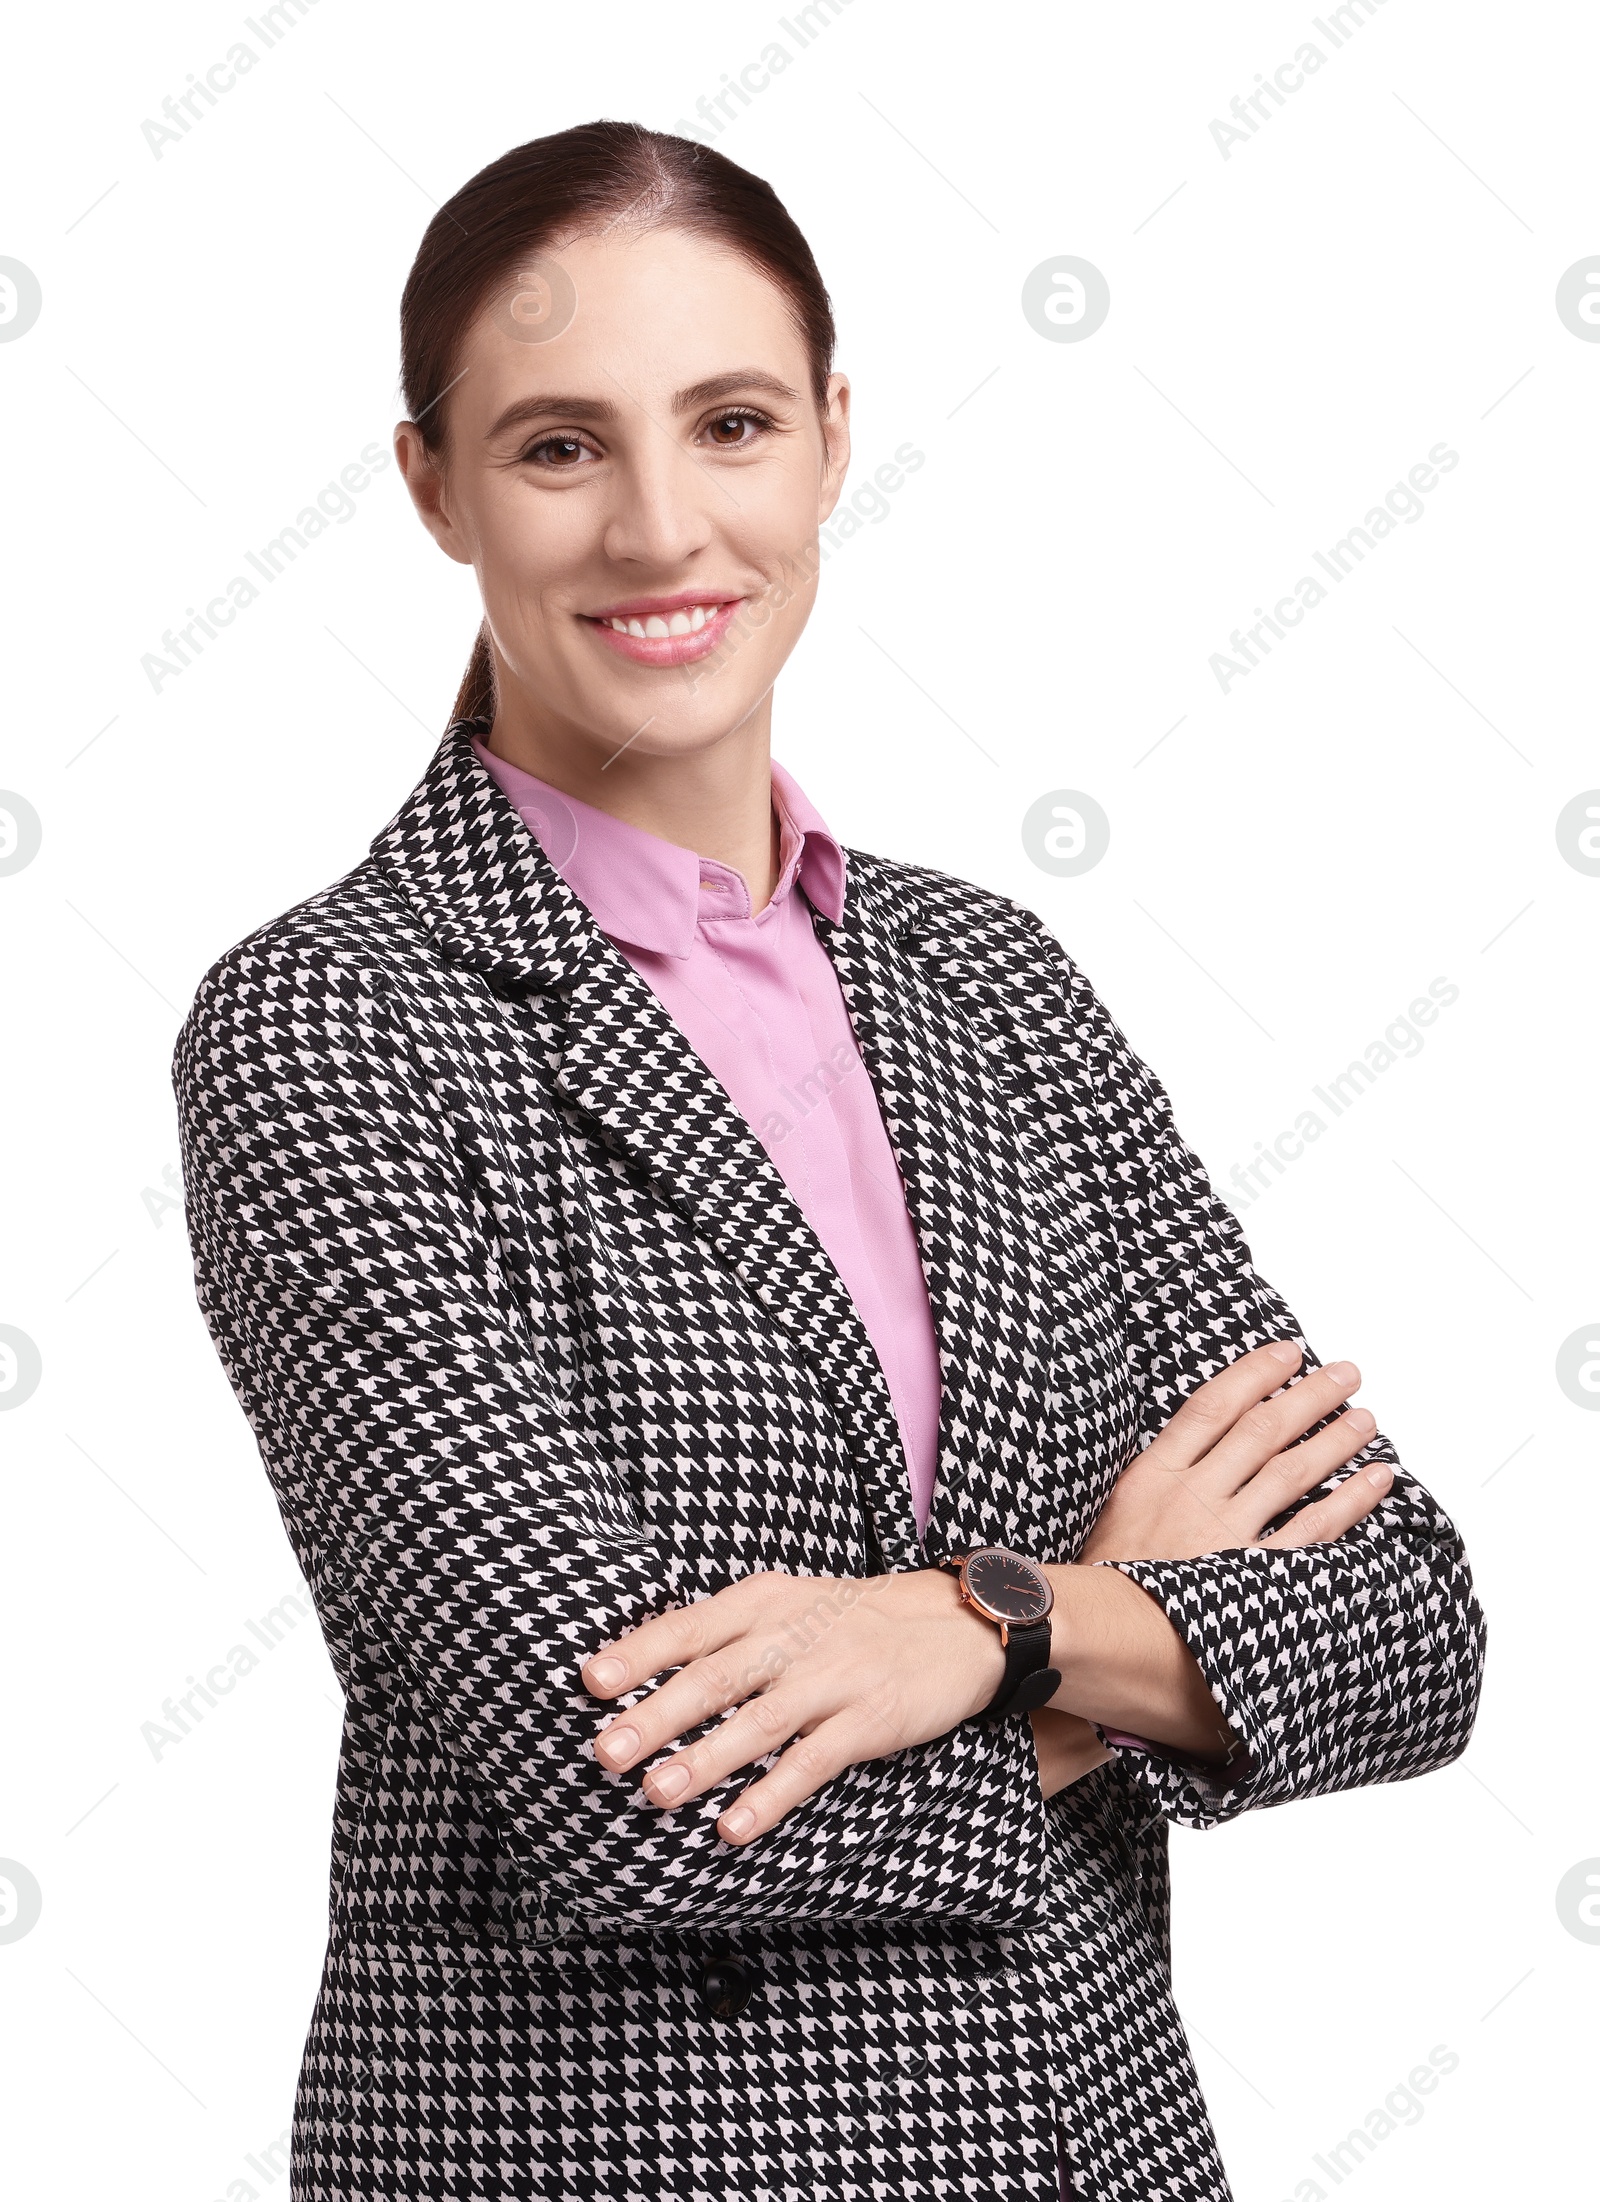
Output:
[{"xmin": 172, "ymin": 719, "xmax": 1485, "ymax": 2202}]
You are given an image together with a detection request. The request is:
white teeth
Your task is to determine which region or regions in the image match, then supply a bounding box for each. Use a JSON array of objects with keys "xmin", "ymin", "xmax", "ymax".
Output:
[{"xmin": 604, "ymin": 605, "xmax": 722, "ymax": 639}]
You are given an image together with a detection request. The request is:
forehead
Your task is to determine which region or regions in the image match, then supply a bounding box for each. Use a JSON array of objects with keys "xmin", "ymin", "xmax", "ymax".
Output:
[{"xmin": 452, "ymin": 225, "xmax": 811, "ymax": 432}]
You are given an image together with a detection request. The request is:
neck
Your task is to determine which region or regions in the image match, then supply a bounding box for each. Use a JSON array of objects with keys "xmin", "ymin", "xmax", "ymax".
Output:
[{"xmin": 484, "ymin": 680, "xmax": 783, "ymax": 913}]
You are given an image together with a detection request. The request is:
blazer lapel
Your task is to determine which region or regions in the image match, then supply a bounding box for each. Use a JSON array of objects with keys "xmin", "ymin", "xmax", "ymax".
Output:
[
  {"xmin": 815, "ymin": 860, "xmax": 1064, "ymax": 1562},
  {"xmin": 372, "ymin": 725, "xmax": 1064, "ymax": 1572},
  {"xmin": 370, "ymin": 724, "xmax": 923, "ymax": 1573},
  {"xmin": 549, "ymin": 951, "xmax": 931, "ymax": 1572}
]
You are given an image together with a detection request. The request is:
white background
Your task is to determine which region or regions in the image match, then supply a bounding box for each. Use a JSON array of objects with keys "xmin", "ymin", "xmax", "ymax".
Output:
[{"xmin": 1, "ymin": 3, "xmax": 1593, "ymax": 2196}]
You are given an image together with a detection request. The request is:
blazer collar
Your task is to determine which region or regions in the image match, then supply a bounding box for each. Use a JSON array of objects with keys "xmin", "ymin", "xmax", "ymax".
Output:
[
  {"xmin": 368, "ymin": 719, "xmax": 603, "ymax": 992},
  {"xmin": 369, "ymin": 718, "xmax": 915, "ymax": 991}
]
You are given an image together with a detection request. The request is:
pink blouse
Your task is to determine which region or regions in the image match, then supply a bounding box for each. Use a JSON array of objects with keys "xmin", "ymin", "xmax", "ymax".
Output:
[{"xmin": 472, "ymin": 734, "xmax": 944, "ymax": 1538}]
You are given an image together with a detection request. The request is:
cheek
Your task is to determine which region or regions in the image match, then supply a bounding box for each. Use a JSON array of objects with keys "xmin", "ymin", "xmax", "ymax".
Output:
[
  {"xmin": 757, "ymin": 454, "xmax": 830, "ymax": 561},
  {"xmin": 695, "ymin": 420, "xmax": 822, "ymax": 570},
  {"xmin": 734, "ymin": 464, "xmax": 829, "ymax": 614},
  {"xmin": 476, "ymin": 484, "xmax": 580, "ymax": 609}
]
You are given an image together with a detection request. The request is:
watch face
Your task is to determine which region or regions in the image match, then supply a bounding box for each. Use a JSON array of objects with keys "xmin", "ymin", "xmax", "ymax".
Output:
[{"xmin": 963, "ymin": 1547, "xmax": 1052, "ymax": 1625}]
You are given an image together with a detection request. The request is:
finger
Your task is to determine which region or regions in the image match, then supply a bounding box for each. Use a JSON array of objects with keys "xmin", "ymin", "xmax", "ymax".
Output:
[
  {"xmin": 1234, "ymin": 1406, "xmax": 1379, "ymax": 1535},
  {"xmin": 1259, "ymin": 1459, "xmax": 1395, "ymax": 1549},
  {"xmin": 1144, "ymin": 1340, "xmax": 1305, "ymax": 1475},
  {"xmin": 639, "ymin": 1682, "xmax": 813, "ymax": 1807},
  {"xmin": 579, "ymin": 1574, "xmax": 777, "ymax": 1699},
  {"xmin": 595, "ymin": 1642, "xmax": 784, "ymax": 1774},
  {"xmin": 1197, "ymin": 1359, "xmax": 1364, "ymax": 1495},
  {"xmin": 641, "ymin": 1657, "xmax": 918, "ymax": 1806},
  {"xmin": 715, "ymin": 1710, "xmax": 876, "ymax": 1845}
]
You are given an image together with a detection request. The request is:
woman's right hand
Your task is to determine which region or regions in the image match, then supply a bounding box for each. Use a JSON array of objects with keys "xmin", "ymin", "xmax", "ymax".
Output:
[{"xmin": 1076, "ymin": 1340, "xmax": 1393, "ymax": 1566}]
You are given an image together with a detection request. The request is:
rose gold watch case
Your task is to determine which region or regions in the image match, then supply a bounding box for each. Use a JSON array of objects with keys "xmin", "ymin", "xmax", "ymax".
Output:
[{"xmin": 946, "ymin": 1547, "xmax": 1054, "ymax": 1646}]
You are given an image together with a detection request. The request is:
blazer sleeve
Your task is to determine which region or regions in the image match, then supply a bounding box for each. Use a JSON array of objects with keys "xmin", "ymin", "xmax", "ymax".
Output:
[
  {"xmin": 1012, "ymin": 907, "xmax": 1487, "ymax": 1832},
  {"xmin": 171, "ymin": 939, "xmax": 1051, "ymax": 1933}
]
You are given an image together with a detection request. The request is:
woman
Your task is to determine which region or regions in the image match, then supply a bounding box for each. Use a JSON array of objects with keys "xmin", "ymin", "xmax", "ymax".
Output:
[{"xmin": 172, "ymin": 123, "xmax": 1485, "ymax": 2201}]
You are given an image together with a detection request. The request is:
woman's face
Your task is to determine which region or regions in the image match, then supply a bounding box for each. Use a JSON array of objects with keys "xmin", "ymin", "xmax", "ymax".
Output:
[{"xmin": 397, "ymin": 225, "xmax": 850, "ymax": 767}]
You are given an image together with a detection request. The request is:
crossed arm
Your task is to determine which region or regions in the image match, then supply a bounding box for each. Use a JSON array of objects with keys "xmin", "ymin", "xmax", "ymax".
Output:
[
  {"xmin": 582, "ymin": 1338, "xmax": 1396, "ymax": 1843},
  {"xmin": 177, "ymin": 932, "xmax": 1482, "ymax": 1922}
]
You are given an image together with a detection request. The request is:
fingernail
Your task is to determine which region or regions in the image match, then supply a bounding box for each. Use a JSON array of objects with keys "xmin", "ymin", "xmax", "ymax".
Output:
[
  {"xmin": 648, "ymin": 1764, "xmax": 691, "ymax": 1804},
  {"xmin": 720, "ymin": 1806, "xmax": 755, "ymax": 1841},
  {"xmin": 1321, "ymin": 1361, "xmax": 1356, "ymax": 1385},
  {"xmin": 1345, "ymin": 1408, "xmax": 1377, "ymax": 1433},
  {"xmin": 585, "ymin": 1656, "xmax": 625, "ymax": 1691},
  {"xmin": 597, "ymin": 1724, "xmax": 639, "ymax": 1762},
  {"xmin": 1365, "ymin": 1463, "xmax": 1393, "ymax": 1487},
  {"xmin": 1267, "ymin": 1342, "xmax": 1300, "ymax": 1365}
]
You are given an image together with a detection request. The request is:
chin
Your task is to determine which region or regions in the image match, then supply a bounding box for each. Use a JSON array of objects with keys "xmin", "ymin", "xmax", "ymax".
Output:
[{"xmin": 598, "ymin": 687, "xmax": 772, "ymax": 760}]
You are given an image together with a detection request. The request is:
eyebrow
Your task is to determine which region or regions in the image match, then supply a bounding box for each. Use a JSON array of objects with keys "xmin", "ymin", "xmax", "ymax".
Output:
[{"xmin": 484, "ymin": 369, "xmax": 804, "ymax": 443}]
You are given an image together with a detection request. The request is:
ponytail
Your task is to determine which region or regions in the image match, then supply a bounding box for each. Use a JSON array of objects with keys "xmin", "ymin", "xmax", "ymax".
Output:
[{"xmin": 450, "ymin": 623, "xmax": 496, "ymax": 727}]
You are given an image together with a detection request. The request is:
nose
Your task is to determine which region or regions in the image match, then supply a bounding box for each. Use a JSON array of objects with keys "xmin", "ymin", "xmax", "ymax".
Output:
[{"xmin": 600, "ymin": 421, "xmax": 719, "ymax": 571}]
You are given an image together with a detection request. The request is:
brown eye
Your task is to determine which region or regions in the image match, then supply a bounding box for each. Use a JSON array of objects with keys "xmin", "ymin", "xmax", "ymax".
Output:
[
  {"xmin": 705, "ymin": 409, "xmax": 770, "ymax": 448},
  {"xmin": 528, "ymin": 435, "xmax": 587, "ymax": 468}
]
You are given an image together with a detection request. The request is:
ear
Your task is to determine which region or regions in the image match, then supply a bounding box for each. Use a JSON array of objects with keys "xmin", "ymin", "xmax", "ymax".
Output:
[
  {"xmin": 816, "ymin": 373, "xmax": 851, "ymax": 527},
  {"xmin": 393, "ymin": 422, "xmax": 475, "ymax": 567}
]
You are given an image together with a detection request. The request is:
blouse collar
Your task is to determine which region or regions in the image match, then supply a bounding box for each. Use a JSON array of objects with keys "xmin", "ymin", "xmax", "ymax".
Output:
[{"xmin": 469, "ymin": 731, "xmax": 847, "ymax": 960}]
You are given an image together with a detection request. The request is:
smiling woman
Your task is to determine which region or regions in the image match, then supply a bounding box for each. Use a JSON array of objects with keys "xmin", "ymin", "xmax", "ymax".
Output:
[
  {"xmin": 171, "ymin": 120, "xmax": 1485, "ymax": 2202},
  {"xmin": 393, "ymin": 144, "xmax": 847, "ymax": 837}
]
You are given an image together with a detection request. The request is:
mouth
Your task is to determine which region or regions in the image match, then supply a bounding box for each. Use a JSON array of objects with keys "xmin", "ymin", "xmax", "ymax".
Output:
[{"xmin": 580, "ymin": 591, "xmax": 747, "ymax": 667}]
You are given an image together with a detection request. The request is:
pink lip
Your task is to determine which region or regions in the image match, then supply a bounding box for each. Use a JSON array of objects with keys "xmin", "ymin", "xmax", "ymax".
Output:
[
  {"xmin": 588, "ymin": 589, "xmax": 742, "ymax": 619},
  {"xmin": 582, "ymin": 594, "xmax": 746, "ymax": 668}
]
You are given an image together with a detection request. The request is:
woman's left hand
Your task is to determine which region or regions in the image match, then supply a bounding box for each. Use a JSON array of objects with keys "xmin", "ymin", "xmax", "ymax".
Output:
[{"xmin": 579, "ymin": 1568, "xmax": 1006, "ymax": 1846}]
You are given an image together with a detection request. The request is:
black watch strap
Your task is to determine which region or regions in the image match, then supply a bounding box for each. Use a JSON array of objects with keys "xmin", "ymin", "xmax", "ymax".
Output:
[{"xmin": 979, "ymin": 1616, "xmax": 1061, "ymax": 1721}]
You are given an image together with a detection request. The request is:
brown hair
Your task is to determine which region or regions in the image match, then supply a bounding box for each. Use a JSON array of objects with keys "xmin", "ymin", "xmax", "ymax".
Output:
[{"xmin": 398, "ymin": 121, "xmax": 837, "ymax": 726}]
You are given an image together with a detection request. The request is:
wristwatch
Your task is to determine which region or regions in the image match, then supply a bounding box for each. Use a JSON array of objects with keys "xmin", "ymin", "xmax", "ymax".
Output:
[{"xmin": 943, "ymin": 1546, "xmax": 1062, "ymax": 1720}]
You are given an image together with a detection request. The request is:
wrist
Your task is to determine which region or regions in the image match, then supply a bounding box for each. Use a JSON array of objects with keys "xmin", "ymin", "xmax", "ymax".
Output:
[
  {"xmin": 939, "ymin": 1547, "xmax": 1061, "ymax": 1721},
  {"xmin": 868, "ymin": 1568, "xmax": 1008, "ymax": 1718},
  {"xmin": 932, "ymin": 1565, "xmax": 1010, "ymax": 1716},
  {"xmin": 1040, "ymin": 1562, "xmax": 1234, "ymax": 1758}
]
